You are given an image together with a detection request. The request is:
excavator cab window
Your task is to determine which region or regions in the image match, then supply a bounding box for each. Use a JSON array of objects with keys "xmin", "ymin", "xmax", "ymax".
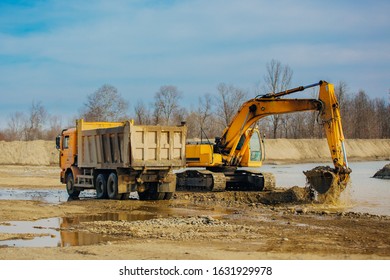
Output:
[{"xmin": 249, "ymin": 131, "xmax": 262, "ymax": 162}]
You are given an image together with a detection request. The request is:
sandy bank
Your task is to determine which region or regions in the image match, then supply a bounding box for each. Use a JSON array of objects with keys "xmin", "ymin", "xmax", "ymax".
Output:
[
  {"xmin": 0, "ymin": 140, "xmax": 58, "ymax": 165},
  {"xmin": 264, "ymin": 139, "xmax": 390, "ymax": 164},
  {"xmin": 0, "ymin": 139, "xmax": 389, "ymax": 166}
]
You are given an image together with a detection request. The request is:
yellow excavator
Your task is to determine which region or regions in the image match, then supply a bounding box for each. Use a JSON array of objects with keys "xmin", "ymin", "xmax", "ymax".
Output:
[{"xmin": 176, "ymin": 81, "xmax": 351, "ymax": 196}]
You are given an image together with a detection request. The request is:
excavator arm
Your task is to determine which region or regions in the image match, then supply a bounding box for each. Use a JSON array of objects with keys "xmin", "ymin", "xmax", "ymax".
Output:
[
  {"xmin": 218, "ymin": 81, "xmax": 349, "ymax": 171},
  {"xmin": 215, "ymin": 80, "xmax": 351, "ymax": 194}
]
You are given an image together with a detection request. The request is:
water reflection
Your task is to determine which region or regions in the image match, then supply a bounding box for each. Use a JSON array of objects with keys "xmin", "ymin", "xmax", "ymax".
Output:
[
  {"xmin": 0, "ymin": 209, "xmax": 157, "ymax": 248},
  {"xmin": 0, "ymin": 189, "xmax": 96, "ymax": 204}
]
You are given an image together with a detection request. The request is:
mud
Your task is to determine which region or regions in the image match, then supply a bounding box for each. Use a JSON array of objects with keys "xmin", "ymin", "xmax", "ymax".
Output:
[
  {"xmin": 0, "ymin": 165, "xmax": 389, "ymax": 260},
  {"xmin": 373, "ymin": 164, "xmax": 390, "ymax": 179},
  {"xmin": 303, "ymin": 166, "xmax": 350, "ymax": 204}
]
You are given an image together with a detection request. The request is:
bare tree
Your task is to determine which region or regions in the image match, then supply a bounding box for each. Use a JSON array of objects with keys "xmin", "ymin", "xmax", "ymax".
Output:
[
  {"xmin": 185, "ymin": 93, "xmax": 221, "ymax": 140},
  {"xmin": 172, "ymin": 107, "xmax": 188, "ymax": 125},
  {"xmin": 134, "ymin": 100, "xmax": 151, "ymax": 125},
  {"xmin": 153, "ymin": 85, "xmax": 182, "ymax": 125},
  {"xmin": 350, "ymin": 90, "xmax": 372, "ymax": 138},
  {"xmin": 263, "ymin": 59, "xmax": 293, "ymax": 138},
  {"xmin": 6, "ymin": 111, "xmax": 27, "ymax": 141},
  {"xmin": 184, "ymin": 111, "xmax": 200, "ymax": 139},
  {"xmin": 81, "ymin": 84, "xmax": 129, "ymax": 122},
  {"xmin": 196, "ymin": 93, "xmax": 215, "ymax": 138},
  {"xmin": 44, "ymin": 115, "xmax": 63, "ymax": 140},
  {"xmin": 0, "ymin": 130, "xmax": 5, "ymax": 141},
  {"xmin": 335, "ymin": 81, "xmax": 348, "ymax": 107},
  {"xmin": 215, "ymin": 83, "xmax": 248, "ymax": 128},
  {"xmin": 25, "ymin": 101, "xmax": 47, "ymax": 141}
]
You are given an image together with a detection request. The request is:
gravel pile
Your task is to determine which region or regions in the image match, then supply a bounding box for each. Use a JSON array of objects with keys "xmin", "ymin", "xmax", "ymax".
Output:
[{"xmin": 77, "ymin": 215, "xmax": 260, "ymax": 241}]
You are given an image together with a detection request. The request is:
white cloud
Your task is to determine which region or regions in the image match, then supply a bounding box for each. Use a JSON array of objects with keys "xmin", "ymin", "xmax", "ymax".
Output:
[{"xmin": 0, "ymin": 0, "xmax": 389, "ymax": 127}]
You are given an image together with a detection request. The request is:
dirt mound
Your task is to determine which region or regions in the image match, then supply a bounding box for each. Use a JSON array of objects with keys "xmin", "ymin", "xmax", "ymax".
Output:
[
  {"xmin": 79, "ymin": 216, "xmax": 252, "ymax": 241},
  {"xmin": 374, "ymin": 164, "xmax": 390, "ymax": 179},
  {"xmin": 0, "ymin": 140, "xmax": 58, "ymax": 166},
  {"xmin": 175, "ymin": 187, "xmax": 312, "ymax": 207}
]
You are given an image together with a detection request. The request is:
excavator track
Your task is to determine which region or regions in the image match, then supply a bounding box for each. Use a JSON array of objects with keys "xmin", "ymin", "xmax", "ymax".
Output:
[
  {"xmin": 224, "ymin": 170, "xmax": 275, "ymax": 191},
  {"xmin": 176, "ymin": 169, "xmax": 226, "ymax": 191},
  {"xmin": 175, "ymin": 169, "xmax": 275, "ymax": 192}
]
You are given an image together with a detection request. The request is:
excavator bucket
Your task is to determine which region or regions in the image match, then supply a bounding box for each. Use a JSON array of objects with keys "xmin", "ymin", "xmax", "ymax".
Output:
[
  {"xmin": 303, "ymin": 166, "xmax": 351, "ymax": 203},
  {"xmin": 304, "ymin": 166, "xmax": 336, "ymax": 194}
]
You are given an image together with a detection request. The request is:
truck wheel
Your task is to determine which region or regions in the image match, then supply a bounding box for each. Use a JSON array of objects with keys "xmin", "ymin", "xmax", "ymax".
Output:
[
  {"xmin": 138, "ymin": 191, "xmax": 165, "ymax": 200},
  {"xmin": 164, "ymin": 192, "xmax": 173, "ymax": 200},
  {"xmin": 107, "ymin": 172, "xmax": 121, "ymax": 200},
  {"xmin": 151, "ymin": 192, "xmax": 166, "ymax": 200},
  {"xmin": 137, "ymin": 190, "xmax": 149, "ymax": 200},
  {"xmin": 66, "ymin": 173, "xmax": 80, "ymax": 198},
  {"xmin": 95, "ymin": 174, "xmax": 108, "ymax": 199},
  {"xmin": 138, "ymin": 184, "xmax": 168, "ymax": 200}
]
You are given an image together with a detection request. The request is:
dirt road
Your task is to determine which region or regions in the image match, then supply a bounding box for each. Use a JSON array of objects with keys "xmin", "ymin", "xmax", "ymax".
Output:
[{"xmin": 0, "ymin": 165, "xmax": 389, "ymax": 260}]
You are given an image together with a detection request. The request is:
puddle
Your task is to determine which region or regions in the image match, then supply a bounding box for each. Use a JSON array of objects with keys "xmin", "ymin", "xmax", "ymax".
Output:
[
  {"xmin": 0, "ymin": 189, "xmax": 140, "ymax": 204},
  {"xmin": 0, "ymin": 205, "xmax": 229, "ymax": 248},
  {"xmin": 0, "ymin": 211, "xmax": 151, "ymax": 248},
  {"xmin": 0, "ymin": 189, "xmax": 97, "ymax": 204}
]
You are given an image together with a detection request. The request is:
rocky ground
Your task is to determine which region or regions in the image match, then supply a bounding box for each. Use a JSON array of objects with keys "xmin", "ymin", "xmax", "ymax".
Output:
[{"xmin": 0, "ymin": 165, "xmax": 389, "ymax": 260}]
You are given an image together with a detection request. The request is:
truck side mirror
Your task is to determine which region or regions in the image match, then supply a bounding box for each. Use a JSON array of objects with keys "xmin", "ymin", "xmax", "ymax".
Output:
[{"xmin": 55, "ymin": 135, "xmax": 61, "ymax": 150}]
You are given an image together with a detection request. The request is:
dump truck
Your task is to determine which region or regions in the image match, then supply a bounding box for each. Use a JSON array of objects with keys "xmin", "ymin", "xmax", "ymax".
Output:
[{"xmin": 56, "ymin": 119, "xmax": 187, "ymax": 200}]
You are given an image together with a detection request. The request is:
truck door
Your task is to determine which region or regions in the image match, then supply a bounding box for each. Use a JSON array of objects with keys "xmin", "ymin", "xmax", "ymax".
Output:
[{"xmin": 60, "ymin": 129, "xmax": 77, "ymax": 170}]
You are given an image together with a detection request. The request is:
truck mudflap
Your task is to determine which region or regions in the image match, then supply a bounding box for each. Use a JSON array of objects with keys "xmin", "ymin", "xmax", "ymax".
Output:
[
  {"xmin": 136, "ymin": 172, "xmax": 177, "ymax": 201},
  {"xmin": 157, "ymin": 172, "xmax": 177, "ymax": 193}
]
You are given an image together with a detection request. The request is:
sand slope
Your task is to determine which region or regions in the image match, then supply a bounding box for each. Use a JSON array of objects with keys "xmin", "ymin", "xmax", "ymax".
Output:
[
  {"xmin": 0, "ymin": 140, "xmax": 58, "ymax": 165},
  {"xmin": 264, "ymin": 139, "xmax": 390, "ymax": 163},
  {"xmin": 0, "ymin": 139, "xmax": 389, "ymax": 165}
]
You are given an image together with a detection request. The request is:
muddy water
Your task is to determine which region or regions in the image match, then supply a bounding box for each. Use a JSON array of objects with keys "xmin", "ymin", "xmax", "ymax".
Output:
[
  {"xmin": 261, "ymin": 161, "xmax": 390, "ymax": 215},
  {"xmin": 0, "ymin": 189, "xmax": 116, "ymax": 203},
  {"xmin": 0, "ymin": 207, "xmax": 180, "ymax": 248},
  {"xmin": 0, "ymin": 203, "xmax": 231, "ymax": 248}
]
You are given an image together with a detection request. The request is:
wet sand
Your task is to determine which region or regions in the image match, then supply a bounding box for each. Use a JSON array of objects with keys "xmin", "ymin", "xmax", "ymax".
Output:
[{"xmin": 0, "ymin": 165, "xmax": 389, "ymax": 260}]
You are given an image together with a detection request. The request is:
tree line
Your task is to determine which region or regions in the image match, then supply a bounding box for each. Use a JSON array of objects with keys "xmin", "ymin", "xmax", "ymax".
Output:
[{"xmin": 1, "ymin": 60, "xmax": 389, "ymax": 141}]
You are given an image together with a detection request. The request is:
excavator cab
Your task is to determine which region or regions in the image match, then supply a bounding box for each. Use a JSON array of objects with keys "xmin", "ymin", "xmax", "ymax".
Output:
[{"xmin": 238, "ymin": 128, "xmax": 264, "ymax": 168}]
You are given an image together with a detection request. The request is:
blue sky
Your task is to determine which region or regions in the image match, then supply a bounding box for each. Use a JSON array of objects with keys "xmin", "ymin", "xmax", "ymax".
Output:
[{"xmin": 0, "ymin": 0, "xmax": 389, "ymax": 128}]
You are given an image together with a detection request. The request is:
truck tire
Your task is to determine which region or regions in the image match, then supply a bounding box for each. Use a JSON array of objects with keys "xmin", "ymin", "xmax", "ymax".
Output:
[
  {"xmin": 164, "ymin": 192, "xmax": 173, "ymax": 200},
  {"xmin": 95, "ymin": 174, "xmax": 108, "ymax": 199},
  {"xmin": 138, "ymin": 191, "xmax": 165, "ymax": 200},
  {"xmin": 138, "ymin": 183, "xmax": 171, "ymax": 200},
  {"xmin": 107, "ymin": 172, "xmax": 121, "ymax": 200},
  {"xmin": 66, "ymin": 173, "xmax": 80, "ymax": 198}
]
